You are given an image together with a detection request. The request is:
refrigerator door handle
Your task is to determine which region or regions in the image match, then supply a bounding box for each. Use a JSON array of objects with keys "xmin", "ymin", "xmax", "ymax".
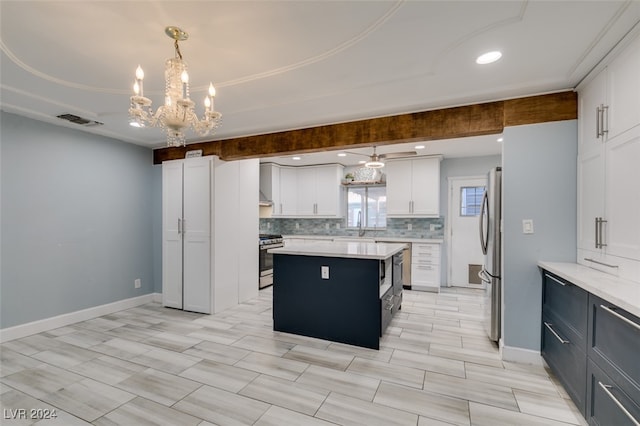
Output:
[
  {"xmin": 478, "ymin": 268, "xmax": 492, "ymax": 283},
  {"xmin": 479, "ymin": 190, "xmax": 489, "ymax": 255}
]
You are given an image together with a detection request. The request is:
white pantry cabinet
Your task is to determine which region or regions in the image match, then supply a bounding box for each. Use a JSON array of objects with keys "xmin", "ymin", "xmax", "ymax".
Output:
[
  {"xmin": 577, "ymin": 31, "xmax": 640, "ymax": 280},
  {"xmin": 162, "ymin": 157, "xmax": 211, "ymax": 313},
  {"xmin": 386, "ymin": 157, "xmax": 441, "ymax": 217},
  {"xmin": 163, "ymin": 156, "xmax": 259, "ymax": 314}
]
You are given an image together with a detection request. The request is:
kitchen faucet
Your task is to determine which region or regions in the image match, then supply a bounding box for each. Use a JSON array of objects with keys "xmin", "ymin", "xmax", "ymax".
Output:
[{"xmin": 357, "ymin": 211, "xmax": 365, "ymax": 237}]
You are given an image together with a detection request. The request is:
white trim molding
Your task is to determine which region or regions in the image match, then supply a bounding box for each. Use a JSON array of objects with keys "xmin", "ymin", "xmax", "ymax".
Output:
[
  {"xmin": 502, "ymin": 345, "xmax": 544, "ymax": 365},
  {"xmin": 0, "ymin": 293, "xmax": 159, "ymax": 343}
]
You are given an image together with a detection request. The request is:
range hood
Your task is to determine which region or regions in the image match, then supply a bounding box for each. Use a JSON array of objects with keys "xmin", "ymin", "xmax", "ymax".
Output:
[{"xmin": 259, "ymin": 190, "xmax": 273, "ymax": 207}]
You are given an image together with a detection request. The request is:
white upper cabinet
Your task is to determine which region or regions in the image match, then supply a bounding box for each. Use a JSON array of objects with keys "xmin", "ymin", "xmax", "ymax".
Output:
[
  {"xmin": 279, "ymin": 167, "xmax": 298, "ymax": 216},
  {"xmin": 577, "ymin": 31, "xmax": 640, "ymax": 279},
  {"xmin": 261, "ymin": 163, "xmax": 343, "ymax": 217},
  {"xmin": 386, "ymin": 157, "xmax": 441, "ymax": 217}
]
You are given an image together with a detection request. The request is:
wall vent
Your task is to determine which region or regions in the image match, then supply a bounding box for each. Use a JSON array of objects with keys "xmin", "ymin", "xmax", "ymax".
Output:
[{"xmin": 56, "ymin": 113, "xmax": 103, "ymax": 127}]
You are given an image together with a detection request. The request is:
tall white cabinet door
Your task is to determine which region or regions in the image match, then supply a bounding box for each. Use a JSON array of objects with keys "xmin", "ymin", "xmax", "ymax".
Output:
[
  {"xmin": 577, "ymin": 149, "xmax": 605, "ymax": 254},
  {"xmin": 386, "ymin": 159, "xmax": 413, "ymax": 215},
  {"xmin": 162, "ymin": 160, "xmax": 184, "ymax": 309},
  {"xmin": 182, "ymin": 158, "xmax": 211, "ymax": 314},
  {"xmin": 605, "ymin": 128, "xmax": 640, "ymax": 261},
  {"xmin": 411, "ymin": 158, "xmax": 440, "ymax": 216}
]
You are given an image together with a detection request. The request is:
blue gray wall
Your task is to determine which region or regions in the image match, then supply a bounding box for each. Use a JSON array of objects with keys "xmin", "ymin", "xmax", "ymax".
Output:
[
  {"xmin": 1, "ymin": 112, "xmax": 160, "ymax": 328},
  {"xmin": 439, "ymin": 155, "xmax": 502, "ymax": 285},
  {"xmin": 502, "ymin": 120, "xmax": 577, "ymax": 352}
]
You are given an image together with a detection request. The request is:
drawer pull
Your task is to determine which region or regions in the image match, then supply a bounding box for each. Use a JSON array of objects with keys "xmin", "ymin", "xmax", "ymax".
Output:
[
  {"xmin": 544, "ymin": 273, "xmax": 566, "ymax": 286},
  {"xmin": 583, "ymin": 258, "xmax": 619, "ymax": 269},
  {"xmin": 598, "ymin": 382, "xmax": 640, "ymax": 426},
  {"xmin": 385, "ymin": 303, "xmax": 394, "ymax": 311},
  {"xmin": 600, "ymin": 305, "xmax": 640, "ymax": 331},
  {"xmin": 544, "ymin": 322, "xmax": 569, "ymax": 344}
]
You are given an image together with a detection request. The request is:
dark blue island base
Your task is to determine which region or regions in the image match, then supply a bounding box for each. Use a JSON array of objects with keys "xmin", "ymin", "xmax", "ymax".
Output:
[{"xmin": 273, "ymin": 253, "xmax": 400, "ymax": 350}]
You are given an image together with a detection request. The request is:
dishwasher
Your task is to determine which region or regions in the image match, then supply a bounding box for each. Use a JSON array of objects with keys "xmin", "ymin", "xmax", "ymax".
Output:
[{"xmin": 402, "ymin": 244, "xmax": 412, "ymax": 288}]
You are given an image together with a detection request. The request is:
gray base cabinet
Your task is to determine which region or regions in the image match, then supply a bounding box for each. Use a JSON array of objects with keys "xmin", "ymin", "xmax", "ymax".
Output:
[{"xmin": 540, "ymin": 270, "xmax": 640, "ymax": 425}]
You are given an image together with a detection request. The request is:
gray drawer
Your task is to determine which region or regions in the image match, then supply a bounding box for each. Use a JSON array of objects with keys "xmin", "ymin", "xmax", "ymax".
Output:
[
  {"xmin": 542, "ymin": 271, "xmax": 588, "ymax": 350},
  {"xmin": 541, "ymin": 313, "xmax": 587, "ymax": 414},
  {"xmin": 380, "ymin": 288, "xmax": 394, "ymax": 336},
  {"xmin": 587, "ymin": 360, "xmax": 640, "ymax": 426},
  {"xmin": 588, "ymin": 294, "xmax": 640, "ymax": 395}
]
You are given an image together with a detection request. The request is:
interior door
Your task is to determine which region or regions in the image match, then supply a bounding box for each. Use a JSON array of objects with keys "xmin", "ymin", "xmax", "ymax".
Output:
[{"xmin": 448, "ymin": 177, "xmax": 486, "ymax": 287}]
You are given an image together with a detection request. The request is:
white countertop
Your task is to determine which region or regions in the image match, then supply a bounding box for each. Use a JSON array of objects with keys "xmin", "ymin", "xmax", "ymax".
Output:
[
  {"xmin": 270, "ymin": 240, "xmax": 407, "ymax": 260},
  {"xmin": 282, "ymin": 235, "xmax": 443, "ymax": 244},
  {"xmin": 538, "ymin": 261, "xmax": 640, "ymax": 317}
]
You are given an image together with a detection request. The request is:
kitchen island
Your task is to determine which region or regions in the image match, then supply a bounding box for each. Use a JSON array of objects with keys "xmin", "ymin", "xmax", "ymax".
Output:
[{"xmin": 269, "ymin": 241, "xmax": 406, "ymax": 349}]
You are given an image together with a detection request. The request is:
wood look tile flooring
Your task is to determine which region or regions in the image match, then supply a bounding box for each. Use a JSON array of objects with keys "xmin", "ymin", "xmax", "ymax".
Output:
[{"xmin": 0, "ymin": 287, "xmax": 587, "ymax": 426}]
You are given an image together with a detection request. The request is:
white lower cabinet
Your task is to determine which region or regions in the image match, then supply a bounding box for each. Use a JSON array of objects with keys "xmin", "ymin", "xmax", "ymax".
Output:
[
  {"xmin": 411, "ymin": 243, "xmax": 441, "ymax": 292},
  {"xmin": 162, "ymin": 156, "xmax": 259, "ymax": 314}
]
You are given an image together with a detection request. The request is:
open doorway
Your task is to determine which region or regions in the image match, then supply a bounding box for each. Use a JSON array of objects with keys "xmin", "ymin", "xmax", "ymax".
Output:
[{"xmin": 447, "ymin": 176, "xmax": 487, "ymax": 288}]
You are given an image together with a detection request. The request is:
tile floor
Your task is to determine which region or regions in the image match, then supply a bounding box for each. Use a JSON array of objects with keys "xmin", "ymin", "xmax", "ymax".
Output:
[{"xmin": 0, "ymin": 287, "xmax": 587, "ymax": 425}]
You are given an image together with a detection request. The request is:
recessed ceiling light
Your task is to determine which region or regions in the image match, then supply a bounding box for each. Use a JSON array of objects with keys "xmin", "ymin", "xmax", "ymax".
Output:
[
  {"xmin": 358, "ymin": 160, "xmax": 367, "ymax": 164},
  {"xmin": 292, "ymin": 156, "xmax": 301, "ymax": 160},
  {"xmin": 337, "ymin": 153, "xmax": 347, "ymax": 157},
  {"xmin": 415, "ymin": 145, "xmax": 425, "ymax": 150},
  {"xmin": 497, "ymin": 137, "xmax": 504, "ymax": 143},
  {"xmin": 476, "ymin": 51, "xmax": 502, "ymax": 65}
]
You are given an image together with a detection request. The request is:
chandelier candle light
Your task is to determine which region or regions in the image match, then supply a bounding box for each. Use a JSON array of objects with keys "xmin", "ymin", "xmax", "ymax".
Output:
[{"xmin": 129, "ymin": 26, "xmax": 221, "ymax": 147}]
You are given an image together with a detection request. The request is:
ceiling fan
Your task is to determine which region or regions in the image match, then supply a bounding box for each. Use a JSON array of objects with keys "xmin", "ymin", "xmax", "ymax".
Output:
[{"xmin": 347, "ymin": 146, "xmax": 417, "ymax": 168}]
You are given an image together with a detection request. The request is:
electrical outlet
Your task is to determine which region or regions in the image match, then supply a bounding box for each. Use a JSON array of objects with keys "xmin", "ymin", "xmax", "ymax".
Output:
[
  {"xmin": 295, "ymin": 222, "xmax": 300, "ymax": 229},
  {"xmin": 407, "ymin": 223, "xmax": 412, "ymax": 231},
  {"xmin": 430, "ymin": 224, "xmax": 437, "ymax": 231},
  {"xmin": 522, "ymin": 219, "xmax": 534, "ymax": 234},
  {"xmin": 267, "ymin": 222, "xmax": 271, "ymax": 229},
  {"xmin": 321, "ymin": 266, "xmax": 329, "ymax": 279},
  {"xmin": 134, "ymin": 278, "xmax": 141, "ymax": 289},
  {"xmin": 325, "ymin": 223, "xmax": 330, "ymax": 230},
  {"xmin": 336, "ymin": 223, "xmax": 340, "ymax": 229}
]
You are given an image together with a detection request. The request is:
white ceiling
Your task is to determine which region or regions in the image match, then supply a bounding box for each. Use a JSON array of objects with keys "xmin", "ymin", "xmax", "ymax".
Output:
[{"xmin": 1, "ymin": 1, "xmax": 639, "ymax": 163}]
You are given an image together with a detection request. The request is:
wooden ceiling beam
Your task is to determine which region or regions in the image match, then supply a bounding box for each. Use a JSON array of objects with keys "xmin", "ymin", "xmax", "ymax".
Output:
[{"xmin": 153, "ymin": 90, "xmax": 576, "ymax": 164}]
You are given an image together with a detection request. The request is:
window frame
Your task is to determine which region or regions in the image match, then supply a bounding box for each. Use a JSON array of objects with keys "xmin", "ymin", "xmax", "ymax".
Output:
[{"xmin": 345, "ymin": 183, "xmax": 387, "ymax": 230}]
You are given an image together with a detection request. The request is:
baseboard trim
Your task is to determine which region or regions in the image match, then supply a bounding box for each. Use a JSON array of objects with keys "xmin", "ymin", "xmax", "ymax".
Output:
[
  {"xmin": 0, "ymin": 293, "xmax": 159, "ymax": 343},
  {"xmin": 152, "ymin": 292, "xmax": 163, "ymax": 303},
  {"xmin": 502, "ymin": 345, "xmax": 544, "ymax": 365}
]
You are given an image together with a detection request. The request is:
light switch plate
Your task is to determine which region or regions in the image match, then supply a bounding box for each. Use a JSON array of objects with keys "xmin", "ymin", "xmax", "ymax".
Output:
[
  {"xmin": 522, "ymin": 219, "xmax": 534, "ymax": 234},
  {"xmin": 321, "ymin": 266, "xmax": 329, "ymax": 279}
]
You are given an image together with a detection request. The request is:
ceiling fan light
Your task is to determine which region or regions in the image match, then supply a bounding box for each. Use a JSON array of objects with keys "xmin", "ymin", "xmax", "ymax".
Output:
[{"xmin": 365, "ymin": 160, "xmax": 385, "ymax": 169}]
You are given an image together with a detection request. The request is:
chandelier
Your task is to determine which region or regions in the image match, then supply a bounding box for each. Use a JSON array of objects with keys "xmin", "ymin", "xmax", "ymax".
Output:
[{"xmin": 129, "ymin": 26, "xmax": 222, "ymax": 147}]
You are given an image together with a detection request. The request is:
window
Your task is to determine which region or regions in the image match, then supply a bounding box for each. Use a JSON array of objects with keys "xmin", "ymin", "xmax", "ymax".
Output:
[
  {"xmin": 460, "ymin": 186, "xmax": 485, "ymax": 216},
  {"xmin": 347, "ymin": 185, "xmax": 386, "ymax": 228}
]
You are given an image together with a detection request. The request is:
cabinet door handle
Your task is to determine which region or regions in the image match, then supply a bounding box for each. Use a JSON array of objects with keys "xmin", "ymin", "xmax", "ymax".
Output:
[
  {"xmin": 596, "ymin": 106, "xmax": 600, "ymax": 138},
  {"xmin": 602, "ymin": 105, "xmax": 609, "ymax": 135},
  {"xmin": 544, "ymin": 273, "xmax": 566, "ymax": 286},
  {"xmin": 182, "ymin": 219, "xmax": 186, "ymax": 234},
  {"xmin": 178, "ymin": 218, "xmax": 182, "ymax": 235},
  {"xmin": 595, "ymin": 217, "xmax": 600, "ymax": 248},
  {"xmin": 599, "ymin": 217, "xmax": 607, "ymax": 247},
  {"xmin": 385, "ymin": 303, "xmax": 394, "ymax": 311},
  {"xmin": 600, "ymin": 305, "xmax": 640, "ymax": 331},
  {"xmin": 543, "ymin": 322, "xmax": 569, "ymax": 344},
  {"xmin": 598, "ymin": 382, "xmax": 640, "ymax": 426}
]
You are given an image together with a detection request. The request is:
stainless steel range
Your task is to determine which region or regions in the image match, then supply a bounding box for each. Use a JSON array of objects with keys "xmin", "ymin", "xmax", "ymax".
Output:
[{"xmin": 259, "ymin": 234, "xmax": 284, "ymax": 289}]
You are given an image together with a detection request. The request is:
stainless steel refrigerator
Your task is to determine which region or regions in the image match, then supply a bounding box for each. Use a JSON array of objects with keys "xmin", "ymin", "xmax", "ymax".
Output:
[{"xmin": 479, "ymin": 167, "xmax": 502, "ymax": 342}]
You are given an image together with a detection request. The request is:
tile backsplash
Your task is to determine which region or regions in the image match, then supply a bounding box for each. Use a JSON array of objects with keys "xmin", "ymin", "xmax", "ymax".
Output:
[{"xmin": 259, "ymin": 217, "xmax": 444, "ymax": 239}]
